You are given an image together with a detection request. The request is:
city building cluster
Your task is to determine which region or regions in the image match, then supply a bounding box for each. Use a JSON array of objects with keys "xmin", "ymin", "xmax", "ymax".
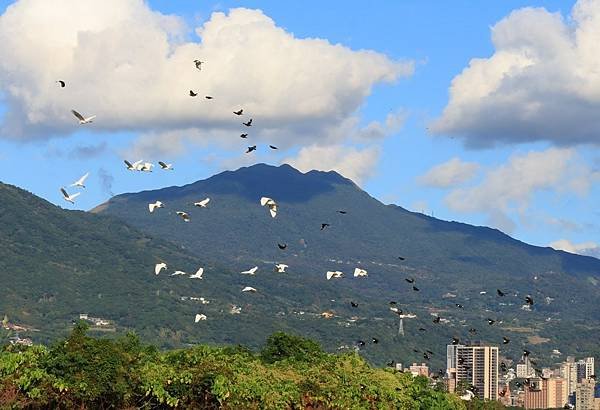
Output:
[{"xmin": 397, "ymin": 341, "xmax": 598, "ymax": 409}]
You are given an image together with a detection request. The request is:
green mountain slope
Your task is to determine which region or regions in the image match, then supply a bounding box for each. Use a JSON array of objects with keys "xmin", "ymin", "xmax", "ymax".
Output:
[{"xmin": 91, "ymin": 163, "xmax": 600, "ymax": 371}]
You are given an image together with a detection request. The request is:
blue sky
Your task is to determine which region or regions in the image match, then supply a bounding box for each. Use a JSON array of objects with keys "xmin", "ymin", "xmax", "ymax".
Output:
[{"xmin": 0, "ymin": 0, "xmax": 597, "ymax": 256}]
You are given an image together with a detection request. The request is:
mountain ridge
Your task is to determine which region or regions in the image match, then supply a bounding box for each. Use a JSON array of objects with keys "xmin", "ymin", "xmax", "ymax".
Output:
[{"xmin": 3, "ymin": 165, "xmax": 600, "ymax": 373}]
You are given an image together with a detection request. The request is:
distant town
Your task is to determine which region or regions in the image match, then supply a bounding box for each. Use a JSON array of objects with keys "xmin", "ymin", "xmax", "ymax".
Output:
[{"xmin": 397, "ymin": 341, "xmax": 598, "ymax": 409}]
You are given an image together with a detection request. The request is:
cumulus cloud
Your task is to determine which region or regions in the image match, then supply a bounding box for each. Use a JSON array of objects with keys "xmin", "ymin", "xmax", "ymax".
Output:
[
  {"xmin": 418, "ymin": 157, "xmax": 479, "ymax": 188},
  {"xmin": 549, "ymin": 239, "xmax": 600, "ymax": 258},
  {"xmin": 444, "ymin": 148, "xmax": 598, "ymax": 233},
  {"xmin": 431, "ymin": 0, "xmax": 600, "ymax": 147},
  {"xmin": 0, "ymin": 0, "xmax": 413, "ymax": 152},
  {"xmin": 283, "ymin": 145, "xmax": 380, "ymax": 185}
]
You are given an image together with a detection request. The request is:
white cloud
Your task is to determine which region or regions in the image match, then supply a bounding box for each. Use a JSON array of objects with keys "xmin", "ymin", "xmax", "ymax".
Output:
[
  {"xmin": 431, "ymin": 0, "xmax": 600, "ymax": 147},
  {"xmin": 283, "ymin": 145, "xmax": 380, "ymax": 185},
  {"xmin": 418, "ymin": 157, "xmax": 479, "ymax": 188},
  {"xmin": 0, "ymin": 0, "xmax": 413, "ymax": 150},
  {"xmin": 549, "ymin": 239, "xmax": 600, "ymax": 258},
  {"xmin": 444, "ymin": 148, "xmax": 597, "ymax": 233}
]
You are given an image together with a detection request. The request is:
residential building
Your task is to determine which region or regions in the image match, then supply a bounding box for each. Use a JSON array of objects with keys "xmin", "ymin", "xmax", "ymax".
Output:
[
  {"xmin": 409, "ymin": 362, "xmax": 429, "ymax": 377},
  {"xmin": 575, "ymin": 378, "xmax": 596, "ymax": 410},
  {"xmin": 546, "ymin": 377, "xmax": 569, "ymax": 409},
  {"xmin": 524, "ymin": 377, "xmax": 547, "ymax": 409},
  {"xmin": 446, "ymin": 343, "xmax": 499, "ymax": 400},
  {"xmin": 523, "ymin": 376, "xmax": 569, "ymax": 409},
  {"xmin": 561, "ymin": 357, "xmax": 578, "ymax": 395}
]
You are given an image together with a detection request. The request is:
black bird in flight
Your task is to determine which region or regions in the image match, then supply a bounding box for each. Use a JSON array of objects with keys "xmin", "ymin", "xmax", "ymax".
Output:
[
  {"xmin": 233, "ymin": 109, "xmax": 243, "ymax": 115},
  {"xmin": 525, "ymin": 295, "xmax": 534, "ymax": 305},
  {"xmin": 412, "ymin": 349, "xmax": 420, "ymax": 353},
  {"xmin": 389, "ymin": 301, "xmax": 397, "ymax": 305},
  {"xmin": 502, "ymin": 337, "xmax": 510, "ymax": 344},
  {"xmin": 455, "ymin": 303, "xmax": 463, "ymax": 308},
  {"xmin": 189, "ymin": 90, "xmax": 197, "ymax": 97},
  {"xmin": 350, "ymin": 301, "xmax": 358, "ymax": 308},
  {"xmin": 497, "ymin": 289, "xmax": 506, "ymax": 297},
  {"xmin": 452, "ymin": 337, "xmax": 460, "ymax": 345},
  {"xmin": 338, "ymin": 210, "xmax": 347, "ymax": 214},
  {"xmin": 468, "ymin": 328, "xmax": 477, "ymax": 334},
  {"xmin": 205, "ymin": 95, "xmax": 213, "ymax": 99},
  {"xmin": 240, "ymin": 133, "xmax": 248, "ymax": 138},
  {"xmin": 371, "ymin": 337, "xmax": 379, "ymax": 344},
  {"xmin": 412, "ymin": 286, "xmax": 419, "ymax": 292},
  {"xmin": 269, "ymin": 145, "xmax": 278, "ymax": 150},
  {"xmin": 405, "ymin": 278, "xmax": 415, "ymax": 283},
  {"xmin": 246, "ymin": 145, "xmax": 257, "ymax": 153},
  {"xmin": 56, "ymin": 80, "xmax": 65, "ymax": 87},
  {"xmin": 487, "ymin": 318, "xmax": 495, "ymax": 325},
  {"xmin": 277, "ymin": 243, "xmax": 287, "ymax": 250},
  {"xmin": 418, "ymin": 327, "xmax": 426, "ymax": 332},
  {"xmin": 523, "ymin": 349, "xmax": 531, "ymax": 357},
  {"xmin": 423, "ymin": 352, "xmax": 431, "ymax": 360},
  {"xmin": 357, "ymin": 340, "xmax": 366, "ymax": 347},
  {"xmin": 243, "ymin": 119, "xmax": 253, "ymax": 127},
  {"xmin": 500, "ymin": 362, "xmax": 507, "ymax": 372},
  {"xmin": 387, "ymin": 360, "xmax": 395, "ymax": 367},
  {"xmin": 320, "ymin": 223, "xmax": 330, "ymax": 230},
  {"xmin": 193, "ymin": 60, "xmax": 203, "ymax": 70},
  {"xmin": 398, "ymin": 256, "xmax": 406, "ymax": 261},
  {"xmin": 433, "ymin": 316, "xmax": 441, "ymax": 324}
]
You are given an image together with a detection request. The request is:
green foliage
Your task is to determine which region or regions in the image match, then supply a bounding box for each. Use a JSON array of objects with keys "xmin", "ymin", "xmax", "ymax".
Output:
[
  {"xmin": 0, "ymin": 329, "xmax": 474, "ymax": 409},
  {"xmin": 260, "ymin": 331, "xmax": 324, "ymax": 364}
]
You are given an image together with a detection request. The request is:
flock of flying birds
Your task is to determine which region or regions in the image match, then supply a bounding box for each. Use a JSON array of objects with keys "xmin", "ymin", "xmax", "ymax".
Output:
[
  {"xmin": 58, "ymin": 60, "xmax": 278, "ymax": 205},
  {"xmin": 55, "ymin": 61, "xmax": 543, "ymax": 396}
]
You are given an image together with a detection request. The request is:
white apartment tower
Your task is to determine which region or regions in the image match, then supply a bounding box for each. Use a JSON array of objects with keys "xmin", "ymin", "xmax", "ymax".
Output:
[{"xmin": 447, "ymin": 343, "xmax": 499, "ymax": 401}]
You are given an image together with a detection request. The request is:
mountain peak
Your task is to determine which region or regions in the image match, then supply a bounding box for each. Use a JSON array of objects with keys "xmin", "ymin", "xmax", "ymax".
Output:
[{"xmin": 212, "ymin": 163, "xmax": 353, "ymax": 185}]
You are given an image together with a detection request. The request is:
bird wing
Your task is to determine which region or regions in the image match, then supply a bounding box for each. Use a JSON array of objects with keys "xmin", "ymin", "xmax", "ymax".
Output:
[
  {"xmin": 124, "ymin": 160, "xmax": 133, "ymax": 168},
  {"xmin": 155, "ymin": 263, "xmax": 166, "ymax": 275},
  {"xmin": 71, "ymin": 110, "xmax": 85, "ymax": 121},
  {"xmin": 198, "ymin": 198, "xmax": 210, "ymax": 206},
  {"xmin": 132, "ymin": 160, "xmax": 143, "ymax": 168},
  {"xmin": 326, "ymin": 271, "xmax": 334, "ymax": 280},
  {"xmin": 158, "ymin": 161, "xmax": 167, "ymax": 168},
  {"xmin": 260, "ymin": 197, "xmax": 272, "ymax": 206},
  {"xmin": 269, "ymin": 207, "xmax": 277, "ymax": 218},
  {"xmin": 69, "ymin": 192, "xmax": 80, "ymax": 200},
  {"xmin": 84, "ymin": 115, "xmax": 96, "ymax": 122},
  {"xmin": 72, "ymin": 172, "xmax": 89, "ymax": 186},
  {"xmin": 149, "ymin": 203, "xmax": 155, "ymax": 212},
  {"xmin": 195, "ymin": 268, "xmax": 204, "ymax": 277},
  {"xmin": 60, "ymin": 188, "xmax": 69, "ymax": 199}
]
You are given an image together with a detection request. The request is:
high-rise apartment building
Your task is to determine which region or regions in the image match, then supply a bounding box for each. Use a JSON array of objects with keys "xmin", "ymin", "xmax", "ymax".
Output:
[
  {"xmin": 561, "ymin": 356, "xmax": 596, "ymax": 395},
  {"xmin": 446, "ymin": 343, "xmax": 499, "ymax": 400},
  {"xmin": 561, "ymin": 357, "xmax": 578, "ymax": 395},
  {"xmin": 524, "ymin": 377, "xmax": 569, "ymax": 409},
  {"xmin": 547, "ymin": 377, "xmax": 569, "ymax": 409},
  {"xmin": 575, "ymin": 378, "xmax": 596, "ymax": 410}
]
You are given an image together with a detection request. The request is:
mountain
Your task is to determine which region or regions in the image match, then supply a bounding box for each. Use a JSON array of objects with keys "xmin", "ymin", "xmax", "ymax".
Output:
[
  {"xmin": 0, "ymin": 181, "xmax": 250, "ymax": 347},
  {"xmin": 92, "ymin": 163, "xmax": 600, "ymax": 371}
]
